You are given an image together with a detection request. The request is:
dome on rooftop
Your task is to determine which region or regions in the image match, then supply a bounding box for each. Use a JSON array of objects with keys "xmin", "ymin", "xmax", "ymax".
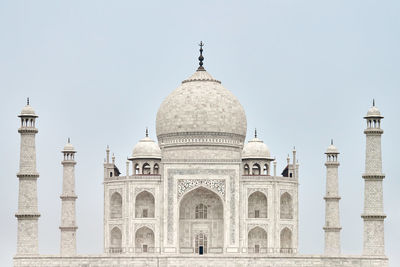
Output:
[
  {"xmin": 156, "ymin": 69, "xmax": 247, "ymax": 144},
  {"xmin": 20, "ymin": 105, "xmax": 36, "ymax": 116},
  {"xmin": 131, "ymin": 133, "xmax": 161, "ymax": 159},
  {"xmin": 242, "ymin": 136, "xmax": 271, "ymax": 159}
]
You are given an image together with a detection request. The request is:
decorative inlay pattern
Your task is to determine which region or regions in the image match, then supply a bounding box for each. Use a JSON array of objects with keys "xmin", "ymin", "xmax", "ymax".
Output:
[{"xmin": 177, "ymin": 179, "xmax": 225, "ymax": 200}]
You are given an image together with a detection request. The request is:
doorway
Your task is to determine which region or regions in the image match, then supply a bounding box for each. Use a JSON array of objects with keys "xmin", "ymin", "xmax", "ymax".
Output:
[{"xmin": 195, "ymin": 232, "xmax": 207, "ymax": 254}]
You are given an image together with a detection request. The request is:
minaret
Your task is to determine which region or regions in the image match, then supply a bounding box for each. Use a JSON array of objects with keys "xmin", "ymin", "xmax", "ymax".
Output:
[
  {"xmin": 16, "ymin": 98, "xmax": 40, "ymax": 255},
  {"xmin": 362, "ymin": 100, "xmax": 386, "ymax": 256},
  {"xmin": 59, "ymin": 138, "xmax": 78, "ymax": 256},
  {"xmin": 323, "ymin": 140, "xmax": 341, "ymax": 255}
]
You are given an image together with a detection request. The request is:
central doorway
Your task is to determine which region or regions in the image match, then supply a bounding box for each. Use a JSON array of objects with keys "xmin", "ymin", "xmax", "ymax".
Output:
[{"xmin": 195, "ymin": 232, "xmax": 207, "ymax": 254}]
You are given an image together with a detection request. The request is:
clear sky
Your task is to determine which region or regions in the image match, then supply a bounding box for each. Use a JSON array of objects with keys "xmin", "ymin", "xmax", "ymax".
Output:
[{"xmin": 0, "ymin": 0, "xmax": 399, "ymax": 266}]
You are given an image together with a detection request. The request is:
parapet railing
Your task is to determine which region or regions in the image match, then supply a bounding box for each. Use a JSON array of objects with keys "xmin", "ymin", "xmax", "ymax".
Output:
[{"xmin": 106, "ymin": 247, "xmax": 296, "ymax": 254}]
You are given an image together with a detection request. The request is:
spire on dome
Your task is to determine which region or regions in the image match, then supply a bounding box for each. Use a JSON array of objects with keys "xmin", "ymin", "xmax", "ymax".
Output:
[
  {"xmin": 373, "ymin": 99, "xmax": 375, "ymax": 107},
  {"xmin": 146, "ymin": 127, "xmax": 149, "ymax": 137},
  {"xmin": 331, "ymin": 139, "xmax": 333, "ymax": 145},
  {"xmin": 27, "ymin": 97, "xmax": 30, "ymax": 105},
  {"xmin": 197, "ymin": 41, "xmax": 205, "ymax": 71},
  {"xmin": 68, "ymin": 137, "xmax": 71, "ymax": 143},
  {"xmin": 254, "ymin": 128, "xmax": 257, "ymax": 138}
]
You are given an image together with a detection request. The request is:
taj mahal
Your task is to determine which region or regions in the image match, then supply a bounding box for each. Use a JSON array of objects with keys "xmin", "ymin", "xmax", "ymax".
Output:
[{"xmin": 13, "ymin": 45, "xmax": 389, "ymax": 266}]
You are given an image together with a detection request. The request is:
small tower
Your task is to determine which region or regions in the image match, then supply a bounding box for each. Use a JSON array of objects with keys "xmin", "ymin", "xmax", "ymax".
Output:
[
  {"xmin": 323, "ymin": 140, "xmax": 341, "ymax": 255},
  {"xmin": 16, "ymin": 98, "xmax": 40, "ymax": 255},
  {"xmin": 60, "ymin": 138, "xmax": 78, "ymax": 256},
  {"xmin": 362, "ymin": 101, "xmax": 386, "ymax": 256}
]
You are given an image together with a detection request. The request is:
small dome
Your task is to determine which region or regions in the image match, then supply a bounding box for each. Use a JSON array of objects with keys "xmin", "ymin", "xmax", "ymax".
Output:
[
  {"xmin": 326, "ymin": 144, "xmax": 339, "ymax": 154},
  {"xmin": 242, "ymin": 137, "xmax": 271, "ymax": 159},
  {"xmin": 366, "ymin": 106, "xmax": 381, "ymax": 117},
  {"xmin": 20, "ymin": 105, "xmax": 36, "ymax": 116},
  {"xmin": 63, "ymin": 139, "xmax": 75, "ymax": 152},
  {"xmin": 131, "ymin": 135, "xmax": 161, "ymax": 159}
]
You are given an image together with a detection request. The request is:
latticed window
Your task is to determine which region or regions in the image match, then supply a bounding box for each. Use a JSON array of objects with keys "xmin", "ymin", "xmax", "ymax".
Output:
[{"xmin": 195, "ymin": 204, "xmax": 207, "ymax": 219}]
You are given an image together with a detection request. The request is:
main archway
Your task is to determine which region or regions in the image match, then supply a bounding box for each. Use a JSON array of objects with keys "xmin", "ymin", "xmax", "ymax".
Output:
[{"xmin": 179, "ymin": 186, "xmax": 224, "ymax": 254}]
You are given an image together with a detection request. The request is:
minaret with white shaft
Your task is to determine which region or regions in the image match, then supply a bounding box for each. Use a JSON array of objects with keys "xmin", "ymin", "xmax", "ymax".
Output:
[
  {"xmin": 323, "ymin": 140, "xmax": 341, "ymax": 255},
  {"xmin": 16, "ymin": 98, "xmax": 40, "ymax": 255},
  {"xmin": 362, "ymin": 101, "xmax": 386, "ymax": 256},
  {"xmin": 59, "ymin": 138, "xmax": 78, "ymax": 256}
]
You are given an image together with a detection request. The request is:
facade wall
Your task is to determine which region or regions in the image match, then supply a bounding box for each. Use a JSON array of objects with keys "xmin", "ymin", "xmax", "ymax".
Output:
[{"xmin": 14, "ymin": 255, "xmax": 389, "ymax": 267}]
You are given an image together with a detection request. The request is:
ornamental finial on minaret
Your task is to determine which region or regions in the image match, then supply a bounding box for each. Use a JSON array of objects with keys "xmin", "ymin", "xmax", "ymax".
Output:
[{"xmin": 197, "ymin": 41, "xmax": 205, "ymax": 71}]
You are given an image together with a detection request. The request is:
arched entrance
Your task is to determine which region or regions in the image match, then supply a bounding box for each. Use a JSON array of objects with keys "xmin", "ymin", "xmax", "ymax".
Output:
[
  {"xmin": 135, "ymin": 226, "xmax": 154, "ymax": 253},
  {"xmin": 248, "ymin": 227, "xmax": 267, "ymax": 253},
  {"xmin": 179, "ymin": 186, "xmax": 224, "ymax": 254}
]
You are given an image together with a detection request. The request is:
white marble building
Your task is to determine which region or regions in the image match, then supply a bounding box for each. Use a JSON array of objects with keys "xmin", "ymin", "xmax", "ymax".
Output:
[{"xmin": 13, "ymin": 46, "xmax": 389, "ymax": 266}]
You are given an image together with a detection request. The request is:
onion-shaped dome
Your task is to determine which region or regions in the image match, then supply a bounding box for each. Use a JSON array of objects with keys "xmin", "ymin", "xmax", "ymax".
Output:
[
  {"xmin": 156, "ymin": 69, "xmax": 247, "ymax": 147},
  {"xmin": 131, "ymin": 133, "xmax": 161, "ymax": 159},
  {"xmin": 242, "ymin": 136, "xmax": 271, "ymax": 159}
]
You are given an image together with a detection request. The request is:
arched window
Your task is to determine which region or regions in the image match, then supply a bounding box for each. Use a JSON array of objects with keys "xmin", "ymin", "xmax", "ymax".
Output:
[
  {"xmin": 252, "ymin": 164, "xmax": 261, "ymax": 175},
  {"xmin": 135, "ymin": 226, "xmax": 154, "ymax": 253},
  {"xmin": 135, "ymin": 191, "xmax": 155, "ymax": 218},
  {"xmin": 248, "ymin": 191, "xmax": 267, "ymax": 218},
  {"xmin": 135, "ymin": 164, "xmax": 140, "ymax": 174},
  {"xmin": 195, "ymin": 232, "xmax": 208, "ymax": 254},
  {"xmin": 195, "ymin": 203, "xmax": 207, "ymax": 219},
  {"xmin": 280, "ymin": 192, "xmax": 293, "ymax": 219},
  {"xmin": 244, "ymin": 164, "xmax": 250, "ymax": 175},
  {"xmin": 263, "ymin": 164, "xmax": 268, "ymax": 175},
  {"xmin": 153, "ymin": 164, "xmax": 159, "ymax": 174},
  {"xmin": 110, "ymin": 192, "xmax": 122, "ymax": 219},
  {"xmin": 248, "ymin": 227, "xmax": 268, "ymax": 253},
  {"xmin": 142, "ymin": 163, "xmax": 151, "ymax": 174},
  {"xmin": 280, "ymin": 227, "xmax": 292, "ymax": 253},
  {"xmin": 110, "ymin": 227, "xmax": 122, "ymax": 252}
]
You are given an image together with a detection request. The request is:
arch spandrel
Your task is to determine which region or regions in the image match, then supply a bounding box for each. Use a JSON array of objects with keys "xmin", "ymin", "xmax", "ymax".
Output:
[{"xmin": 177, "ymin": 179, "xmax": 225, "ymax": 201}]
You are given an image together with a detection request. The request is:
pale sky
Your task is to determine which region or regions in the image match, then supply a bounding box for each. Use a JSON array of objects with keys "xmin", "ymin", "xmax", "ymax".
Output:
[{"xmin": 1, "ymin": 1, "xmax": 399, "ymax": 266}]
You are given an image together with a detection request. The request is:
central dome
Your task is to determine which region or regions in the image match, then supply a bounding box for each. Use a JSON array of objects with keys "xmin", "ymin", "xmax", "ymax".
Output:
[{"xmin": 156, "ymin": 69, "xmax": 247, "ymax": 146}]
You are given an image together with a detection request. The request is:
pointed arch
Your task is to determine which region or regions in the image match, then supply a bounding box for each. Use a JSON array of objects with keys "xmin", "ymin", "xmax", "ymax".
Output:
[
  {"xmin": 110, "ymin": 192, "xmax": 122, "ymax": 219},
  {"xmin": 248, "ymin": 191, "xmax": 267, "ymax": 218},
  {"xmin": 179, "ymin": 186, "xmax": 224, "ymax": 251},
  {"xmin": 244, "ymin": 164, "xmax": 250, "ymax": 175},
  {"xmin": 135, "ymin": 226, "xmax": 154, "ymax": 253},
  {"xmin": 248, "ymin": 226, "xmax": 268, "ymax": 253},
  {"xmin": 142, "ymin": 163, "xmax": 151, "ymax": 174},
  {"xmin": 280, "ymin": 227, "xmax": 292, "ymax": 253},
  {"xmin": 110, "ymin": 227, "xmax": 122, "ymax": 251},
  {"xmin": 280, "ymin": 192, "xmax": 293, "ymax": 219},
  {"xmin": 252, "ymin": 163, "xmax": 261, "ymax": 175},
  {"xmin": 135, "ymin": 190, "xmax": 155, "ymax": 218},
  {"xmin": 153, "ymin": 163, "xmax": 159, "ymax": 174}
]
